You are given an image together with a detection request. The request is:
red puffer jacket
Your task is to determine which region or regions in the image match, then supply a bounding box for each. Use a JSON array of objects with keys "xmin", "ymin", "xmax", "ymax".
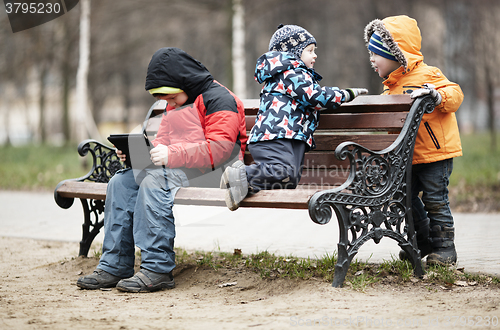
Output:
[{"xmin": 147, "ymin": 48, "xmax": 247, "ymax": 170}]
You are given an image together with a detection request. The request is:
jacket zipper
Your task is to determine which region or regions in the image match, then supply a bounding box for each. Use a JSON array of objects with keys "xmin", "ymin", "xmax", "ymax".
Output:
[{"xmin": 424, "ymin": 122, "xmax": 441, "ymax": 150}]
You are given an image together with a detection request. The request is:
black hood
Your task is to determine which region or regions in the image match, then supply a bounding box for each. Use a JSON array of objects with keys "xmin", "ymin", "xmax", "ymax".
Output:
[{"xmin": 145, "ymin": 47, "xmax": 214, "ymax": 104}]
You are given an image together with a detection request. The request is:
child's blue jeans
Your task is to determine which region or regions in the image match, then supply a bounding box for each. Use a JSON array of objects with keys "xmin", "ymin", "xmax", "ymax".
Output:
[
  {"xmin": 411, "ymin": 158, "xmax": 454, "ymax": 228},
  {"xmin": 97, "ymin": 167, "xmax": 188, "ymax": 278}
]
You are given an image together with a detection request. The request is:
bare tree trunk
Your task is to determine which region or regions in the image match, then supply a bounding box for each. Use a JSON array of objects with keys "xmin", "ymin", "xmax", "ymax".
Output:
[
  {"xmin": 474, "ymin": 0, "xmax": 499, "ymax": 150},
  {"xmin": 1, "ymin": 92, "xmax": 11, "ymax": 146},
  {"xmin": 61, "ymin": 56, "xmax": 71, "ymax": 143},
  {"xmin": 232, "ymin": 0, "xmax": 246, "ymax": 99},
  {"xmin": 38, "ymin": 65, "xmax": 48, "ymax": 143},
  {"xmin": 75, "ymin": 0, "xmax": 101, "ymax": 142},
  {"xmin": 122, "ymin": 70, "xmax": 132, "ymax": 131},
  {"xmin": 486, "ymin": 68, "xmax": 496, "ymax": 151},
  {"xmin": 60, "ymin": 17, "xmax": 74, "ymax": 144}
]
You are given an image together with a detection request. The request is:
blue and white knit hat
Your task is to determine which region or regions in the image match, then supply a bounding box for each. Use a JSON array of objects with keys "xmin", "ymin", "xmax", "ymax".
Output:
[
  {"xmin": 268, "ymin": 24, "xmax": 316, "ymax": 59},
  {"xmin": 368, "ymin": 31, "xmax": 398, "ymax": 62}
]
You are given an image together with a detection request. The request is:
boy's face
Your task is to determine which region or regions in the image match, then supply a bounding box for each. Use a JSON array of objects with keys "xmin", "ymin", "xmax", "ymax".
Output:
[
  {"xmin": 301, "ymin": 44, "xmax": 317, "ymax": 69},
  {"xmin": 370, "ymin": 52, "xmax": 401, "ymax": 78},
  {"xmin": 154, "ymin": 92, "xmax": 189, "ymax": 108}
]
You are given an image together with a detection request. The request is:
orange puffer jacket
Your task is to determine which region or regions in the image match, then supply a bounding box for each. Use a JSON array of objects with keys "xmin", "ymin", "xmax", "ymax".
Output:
[{"xmin": 364, "ymin": 15, "xmax": 464, "ymax": 165}]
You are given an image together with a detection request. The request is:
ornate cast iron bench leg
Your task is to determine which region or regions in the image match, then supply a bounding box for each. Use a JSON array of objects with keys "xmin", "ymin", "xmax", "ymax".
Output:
[
  {"xmin": 54, "ymin": 139, "xmax": 123, "ymax": 257},
  {"xmin": 78, "ymin": 198, "xmax": 105, "ymax": 257},
  {"xmin": 329, "ymin": 205, "xmax": 424, "ymax": 288}
]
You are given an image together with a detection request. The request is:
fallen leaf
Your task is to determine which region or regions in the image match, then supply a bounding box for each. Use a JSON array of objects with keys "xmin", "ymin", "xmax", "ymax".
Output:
[{"xmin": 218, "ymin": 282, "xmax": 237, "ymax": 288}]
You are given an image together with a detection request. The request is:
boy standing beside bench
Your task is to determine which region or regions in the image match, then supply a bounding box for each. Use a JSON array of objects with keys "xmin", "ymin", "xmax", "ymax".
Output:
[{"xmin": 364, "ymin": 15, "xmax": 464, "ymax": 265}]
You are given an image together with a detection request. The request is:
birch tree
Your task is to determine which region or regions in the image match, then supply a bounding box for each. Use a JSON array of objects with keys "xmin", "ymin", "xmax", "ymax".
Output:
[
  {"xmin": 232, "ymin": 0, "xmax": 246, "ymax": 99},
  {"xmin": 75, "ymin": 0, "xmax": 101, "ymax": 142}
]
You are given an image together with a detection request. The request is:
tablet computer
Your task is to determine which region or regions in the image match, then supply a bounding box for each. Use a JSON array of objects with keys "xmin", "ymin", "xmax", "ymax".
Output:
[{"xmin": 107, "ymin": 133, "xmax": 155, "ymax": 169}]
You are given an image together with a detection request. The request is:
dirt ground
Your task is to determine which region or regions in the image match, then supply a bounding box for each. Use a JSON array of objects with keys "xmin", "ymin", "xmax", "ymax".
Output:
[{"xmin": 1, "ymin": 237, "xmax": 499, "ymax": 330}]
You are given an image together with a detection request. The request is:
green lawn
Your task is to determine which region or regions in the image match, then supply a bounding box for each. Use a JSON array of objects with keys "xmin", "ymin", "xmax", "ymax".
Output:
[
  {"xmin": 0, "ymin": 133, "xmax": 499, "ymax": 191},
  {"xmin": 451, "ymin": 133, "xmax": 500, "ymax": 186},
  {"xmin": 0, "ymin": 144, "xmax": 89, "ymax": 190}
]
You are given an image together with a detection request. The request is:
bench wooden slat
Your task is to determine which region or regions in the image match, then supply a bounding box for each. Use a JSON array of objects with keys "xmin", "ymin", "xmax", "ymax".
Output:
[
  {"xmin": 298, "ymin": 169, "xmax": 349, "ymax": 186},
  {"xmin": 328, "ymin": 94, "xmax": 412, "ymax": 113},
  {"xmin": 57, "ymin": 181, "xmax": 108, "ymax": 200},
  {"xmin": 242, "ymin": 95, "xmax": 412, "ymax": 115},
  {"xmin": 245, "ymin": 144, "xmax": 397, "ymax": 168},
  {"xmin": 240, "ymin": 187, "xmax": 321, "ymax": 209},
  {"xmin": 245, "ymin": 112, "xmax": 406, "ymax": 131},
  {"xmin": 57, "ymin": 181, "xmax": 322, "ymax": 210},
  {"xmin": 242, "ymin": 153, "xmax": 351, "ymax": 169},
  {"xmin": 317, "ymin": 112, "xmax": 406, "ymax": 130},
  {"xmin": 174, "ymin": 187, "xmax": 321, "ymax": 209},
  {"xmin": 313, "ymin": 134, "xmax": 398, "ymax": 151}
]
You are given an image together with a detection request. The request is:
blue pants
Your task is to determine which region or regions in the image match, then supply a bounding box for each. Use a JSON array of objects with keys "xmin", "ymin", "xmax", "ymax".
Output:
[
  {"xmin": 411, "ymin": 158, "xmax": 454, "ymax": 228},
  {"xmin": 97, "ymin": 167, "xmax": 189, "ymax": 278},
  {"xmin": 246, "ymin": 139, "xmax": 307, "ymax": 191}
]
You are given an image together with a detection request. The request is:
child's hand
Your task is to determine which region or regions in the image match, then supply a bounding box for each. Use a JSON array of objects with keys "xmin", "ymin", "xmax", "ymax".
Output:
[
  {"xmin": 116, "ymin": 149, "xmax": 127, "ymax": 162},
  {"xmin": 150, "ymin": 144, "xmax": 169, "ymax": 166},
  {"xmin": 411, "ymin": 83, "xmax": 442, "ymax": 105},
  {"xmin": 341, "ymin": 88, "xmax": 369, "ymax": 102}
]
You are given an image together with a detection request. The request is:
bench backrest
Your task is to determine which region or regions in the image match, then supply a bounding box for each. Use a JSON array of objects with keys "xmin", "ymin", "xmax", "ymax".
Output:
[{"xmin": 144, "ymin": 95, "xmax": 413, "ymax": 188}]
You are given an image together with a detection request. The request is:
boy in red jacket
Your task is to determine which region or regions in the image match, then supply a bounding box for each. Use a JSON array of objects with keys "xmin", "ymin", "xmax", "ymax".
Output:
[{"xmin": 77, "ymin": 48, "xmax": 247, "ymax": 292}]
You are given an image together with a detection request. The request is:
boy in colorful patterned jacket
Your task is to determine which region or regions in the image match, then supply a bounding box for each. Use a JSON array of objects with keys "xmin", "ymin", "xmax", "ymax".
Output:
[
  {"xmin": 221, "ymin": 24, "xmax": 368, "ymax": 211},
  {"xmin": 364, "ymin": 15, "xmax": 464, "ymax": 265}
]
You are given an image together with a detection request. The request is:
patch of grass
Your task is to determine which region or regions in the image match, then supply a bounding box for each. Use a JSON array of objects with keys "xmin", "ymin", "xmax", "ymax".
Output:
[
  {"xmin": 451, "ymin": 133, "xmax": 500, "ymax": 187},
  {"xmin": 91, "ymin": 243, "xmax": 103, "ymax": 259},
  {"xmin": 171, "ymin": 248, "xmax": 500, "ymax": 290},
  {"xmin": 244, "ymin": 251, "xmax": 319, "ymax": 280},
  {"xmin": 379, "ymin": 256, "xmax": 414, "ymax": 282},
  {"xmin": 194, "ymin": 251, "xmax": 221, "ymax": 271},
  {"xmin": 313, "ymin": 251, "xmax": 337, "ymax": 282},
  {"xmin": 425, "ymin": 264, "xmax": 456, "ymax": 286},
  {"xmin": 348, "ymin": 258, "xmax": 379, "ymax": 291},
  {"xmin": 0, "ymin": 144, "xmax": 89, "ymax": 190},
  {"xmin": 175, "ymin": 249, "xmax": 192, "ymax": 265}
]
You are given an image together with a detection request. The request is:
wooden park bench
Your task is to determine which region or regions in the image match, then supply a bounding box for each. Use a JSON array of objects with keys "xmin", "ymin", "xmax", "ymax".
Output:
[{"xmin": 54, "ymin": 94, "xmax": 435, "ymax": 287}]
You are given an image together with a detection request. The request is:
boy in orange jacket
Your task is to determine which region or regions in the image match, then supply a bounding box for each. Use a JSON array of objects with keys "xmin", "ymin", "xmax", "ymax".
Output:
[{"xmin": 364, "ymin": 15, "xmax": 464, "ymax": 265}]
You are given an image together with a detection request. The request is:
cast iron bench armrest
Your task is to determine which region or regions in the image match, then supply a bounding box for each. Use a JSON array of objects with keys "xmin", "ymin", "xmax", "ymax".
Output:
[{"xmin": 308, "ymin": 95, "xmax": 435, "ymax": 286}]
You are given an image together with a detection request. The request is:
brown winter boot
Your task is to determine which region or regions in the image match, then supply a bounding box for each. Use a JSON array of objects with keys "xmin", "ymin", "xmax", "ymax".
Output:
[{"xmin": 426, "ymin": 225, "xmax": 457, "ymax": 265}]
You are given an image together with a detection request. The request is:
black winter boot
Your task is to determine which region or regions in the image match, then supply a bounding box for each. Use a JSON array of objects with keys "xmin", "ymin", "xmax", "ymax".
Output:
[
  {"xmin": 426, "ymin": 225, "xmax": 457, "ymax": 265},
  {"xmin": 399, "ymin": 217, "xmax": 432, "ymax": 261}
]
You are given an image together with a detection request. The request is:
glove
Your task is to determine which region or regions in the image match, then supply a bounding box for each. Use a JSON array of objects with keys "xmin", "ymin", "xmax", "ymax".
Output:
[
  {"xmin": 410, "ymin": 83, "xmax": 442, "ymax": 106},
  {"xmin": 150, "ymin": 144, "xmax": 169, "ymax": 166},
  {"xmin": 341, "ymin": 88, "xmax": 369, "ymax": 102}
]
